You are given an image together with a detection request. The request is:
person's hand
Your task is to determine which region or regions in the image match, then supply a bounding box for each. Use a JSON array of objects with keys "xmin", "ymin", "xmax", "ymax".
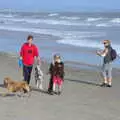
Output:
[
  {"xmin": 20, "ymin": 56, "xmax": 22, "ymax": 60},
  {"xmin": 96, "ymin": 50, "xmax": 101, "ymax": 56},
  {"xmin": 36, "ymin": 56, "xmax": 41, "ymax": 65}
]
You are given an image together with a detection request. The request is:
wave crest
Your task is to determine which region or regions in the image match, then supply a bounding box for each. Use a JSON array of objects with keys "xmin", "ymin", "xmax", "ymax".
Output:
[{"xmin": 110, "ymin": 18, "xmax": 120, "ymax": 23}]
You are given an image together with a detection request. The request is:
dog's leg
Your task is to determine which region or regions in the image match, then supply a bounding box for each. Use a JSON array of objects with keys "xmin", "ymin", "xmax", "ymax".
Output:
[
  {"xmin": 39, "ymin": 83, "xmax": 43, "ymax": 90},
  {"xmin": 16, "ymin": 89, "xmax": 26, "ymax": 98},
  {"xmin": 27, "ymin": 92, "xmax": 31, "ymax": 98},
  {"xmin": 15, "ymin": 92, "xmax": 22, "ymax": 98},
  {"xmin": 21, "ymin": 91, "xmax": 31, "ymax": 98},
  {"xmin": 36, "ymin": 80, "xmax": 39, "ymax": 88},
  {"xmin": 39, "ymin": 79, "xmax": 43, "ymax": 90}
]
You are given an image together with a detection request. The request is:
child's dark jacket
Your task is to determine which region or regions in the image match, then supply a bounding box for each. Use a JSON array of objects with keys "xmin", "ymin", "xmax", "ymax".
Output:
[{"xmin": 49, "ymin": 62, "xmax": 64, "ymax": 79}]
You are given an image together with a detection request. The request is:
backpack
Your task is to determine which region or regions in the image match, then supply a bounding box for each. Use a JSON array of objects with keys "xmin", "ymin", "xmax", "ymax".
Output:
[{"xmin": 111, "ymin": 48, "xmax": 117, "ymax": 61}]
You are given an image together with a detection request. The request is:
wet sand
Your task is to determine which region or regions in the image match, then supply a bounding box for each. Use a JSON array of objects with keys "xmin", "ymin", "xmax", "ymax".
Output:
[{"xmin": 0, "ymin": 53, "xmax": 120, "ymax": 120}]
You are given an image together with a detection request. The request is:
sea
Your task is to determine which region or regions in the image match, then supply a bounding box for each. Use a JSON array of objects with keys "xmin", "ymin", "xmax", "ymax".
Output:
[{"xmin": 0, "ymin": 10, "xmax": 120, "ymax": 69}]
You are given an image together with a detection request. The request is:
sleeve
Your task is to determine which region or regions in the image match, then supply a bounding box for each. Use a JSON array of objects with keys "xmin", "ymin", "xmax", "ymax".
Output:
[
  {"xmin": 60, "ymin": 62, "xmax": 65, "ymax": 79},
  {"xmin": 34, "ymin": 45, "xmax": 39, "ymax": 57},
  {"xmin": 62, "ymin": 63, "xmax": 65, "ymax": 78},
  {"xmin": 20, "ymin": 44, "xmax": 24, "ymax": 57}
]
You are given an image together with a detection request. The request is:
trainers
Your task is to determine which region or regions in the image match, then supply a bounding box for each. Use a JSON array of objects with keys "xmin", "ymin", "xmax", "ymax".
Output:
[
  {"xmin": 48, "ymin": 90, "xmax": 54, "ymax": 95},
  {"xmin": 107, "ymin": 84, "xmax": 112, "ymax": 88},
  {"xmin": 49, "ymin": 91, "xmax": 54, "ymax": 95},
  {"xmin": 100, "ymin": 83, "xmax": 107, "ymax": 87},
  {"xmin": 57, "ymin": 91, "xmax": 61, "ymax": 95}
]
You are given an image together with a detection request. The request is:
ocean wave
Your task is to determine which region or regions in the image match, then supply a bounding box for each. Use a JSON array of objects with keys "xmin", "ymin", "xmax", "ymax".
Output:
[
  {"xmin": 60, "ymin": 16, "xmax": 80, "ymax": 20},
  {"xmin": 57, "ymin": 39, "xmax": 120, "ymax": 53},
  {"xmin": 40, "ymin": 19, "xmax": 80, "ymax": 26},
  {"xmin": 2, "ymin": 13, "xmax": 120, "ymax": 27},
  {"xmin": 8, "ymin": 18, "xmax": 41, "ymax": 24},
  {"xmin": 96, "ymin": 23, "xmax": 109, "ymax": 27},
  {"xmin": 57, "ymin": 39, "xmax": 103, "ymax": 48},
  {"xmin": 0, "ymin": 26, "xmax": 72, "ymax": 38},
  {"xmin": 41, "ymin": 19, "xmax": 89, "ymax": 26},
  {"xmin": 48, "ymin": 13, "xmax": 59, "ymax": 17},
  {"xmin": 0, "ymin": 14, "xmax": 15, "ymax": 18},
  {"xmin": 54, "ymin": 31, "xmax": 106, "ymax": 49},
  {"xmin": 2, "ymin": 17, "xmax": 91, "ymax": 26},
  {"xmin": 110, "ymin": 18, "xmax": 120, "ymax": 23},
  {"xmin": 0, "ymin": 25, "xmax": 119, "ymax": 53},
  {"xmin": 0, "ymin": 25, "xmax": 105, "ymax": 38},
  {"xmin": 86, "ymin": 17, "xmax": 102, "ymax": 22},
  {"xmin": 56, "ymin": 31, "xmax": 106, "ymax": 49},
  {"xmin": 0, "ymin": 26, "xmax": 59, "ymax": 36},
  {"xmin": 1, "ymin": 12, "xmax": 120, "ymax": 28}
]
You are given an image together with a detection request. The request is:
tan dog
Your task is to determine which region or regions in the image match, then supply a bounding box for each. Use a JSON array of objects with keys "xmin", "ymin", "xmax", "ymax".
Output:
[{"xmin": 4, "ymin": 77, "xmax": 31, "ymax": 93}]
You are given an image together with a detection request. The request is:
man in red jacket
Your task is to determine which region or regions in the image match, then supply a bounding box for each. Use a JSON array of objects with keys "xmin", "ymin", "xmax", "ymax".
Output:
[{"xmin": 20, "ymin": 35, "xmax": 40, "ymax": 84}]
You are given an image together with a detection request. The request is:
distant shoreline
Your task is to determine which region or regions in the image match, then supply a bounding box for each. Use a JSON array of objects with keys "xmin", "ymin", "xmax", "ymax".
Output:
[{"xmin": 0, "ymin": 8, "xmax": 120, "ymax": 13}]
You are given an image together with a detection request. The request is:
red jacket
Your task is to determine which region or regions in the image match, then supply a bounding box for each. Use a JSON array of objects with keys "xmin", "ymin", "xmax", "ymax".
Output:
[{"xmin": 20, "ymin": 43, "xmax": 39, "ymax": 66}]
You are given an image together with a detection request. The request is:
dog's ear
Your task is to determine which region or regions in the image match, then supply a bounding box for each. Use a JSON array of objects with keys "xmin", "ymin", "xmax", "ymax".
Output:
[
  {"xmin": 4, "ymin": 78, "xmax": 8, "ymax": 83},
  {"xmin": 3, "ymin": 80, "xmax": 7, "ymax": 87},
  {"xmin": 4, "ymin": 77, "xmax": 11, "ymax": 87},
  {"xmin": 4, "ymin": 77, "xmax": 11, "ymax": 81},
  {"xmin": 4, "ymin": 78, "xmax": 8, "ymax": 87}
]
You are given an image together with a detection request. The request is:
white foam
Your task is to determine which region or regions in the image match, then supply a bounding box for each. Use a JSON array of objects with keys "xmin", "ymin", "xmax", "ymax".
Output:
[
  {"xmin": 0, "ymin": 26, "xmax": 59, "ymax": 36},
  {"xmin": 0, "ymin": 25, "xmax": 75, "ymax": 38},
  {"xmin": 57, "ymin": 39, "xmax": 103, "ymax": 48},
  {"xmin": 42, "ymin": 19, "xmax": 86, "ymax": 26},
  {"xmin": 57, "ymin": 39, "xmax": 120, "ymax": 53},
  {"xmin": 0, "ymin": 25, "xmax": 105, "ymax": 39},
  {"xmin": 96, "ymin": 23, "xmax": 109, "ymax": 27},
  {"xmin": 60, "ymin": 16, "xmax": 80, "ymax": 20},
  {"xmin": 0, "ymin": 14, "xmax": 15, "ymax": 18},
  {"xmin": 48, "ymin": 13, "xmax": 59, "ymax": 17},
  {"xmin": 56, "ymin": 31, "xmax": 105, "ymax": 48},
  {"xmin": 7, "ymin": 18, "xmax": 41, "ymax": 24},
  {"xmin": 56, "ymin": 31, "xmax": 106, "ymax": 49},
  {"xmin": 86, "ymin": 17, "xmax": 102, "ymax": 22},
  {"xmin": 0, "ymin": 25, "xmax": 119, "ymax": 53},
  {"xmin": 4, "ymin": 17, "xmax": 91, "ymax": 26},
  {"xmin": 110, "ymin": 18, "xmax": 120, "ymax": 23}
]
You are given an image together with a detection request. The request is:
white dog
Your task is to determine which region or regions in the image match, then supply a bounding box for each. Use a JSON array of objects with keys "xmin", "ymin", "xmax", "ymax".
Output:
[{"xmin": 35, "ymin": 65, "xmax": 44, "ymax": 90}]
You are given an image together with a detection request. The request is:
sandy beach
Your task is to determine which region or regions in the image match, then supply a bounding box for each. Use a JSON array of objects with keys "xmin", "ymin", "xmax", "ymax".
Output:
[{"xmin": 0, "ymin": 52, "xmax": 119, "ymax": 120}]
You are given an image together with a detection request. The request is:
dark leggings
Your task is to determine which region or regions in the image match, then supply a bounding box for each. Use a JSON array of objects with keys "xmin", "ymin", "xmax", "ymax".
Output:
[
  {"xmin": 48, "ymin": 77, "xmax": 53, "ymax": 92},
  {"xmin": 23, "ymin": 65, "xmax": 33, "ymax": 84}
]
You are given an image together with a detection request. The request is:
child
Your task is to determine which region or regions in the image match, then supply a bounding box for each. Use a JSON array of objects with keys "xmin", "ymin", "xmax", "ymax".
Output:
[
  {"xmin": 35, "ymin": 58, "xmax": 43, "ymax": 90},
  {"xmin": 48, "ymin": 54, "xmax": 64, "ymax": 95}
]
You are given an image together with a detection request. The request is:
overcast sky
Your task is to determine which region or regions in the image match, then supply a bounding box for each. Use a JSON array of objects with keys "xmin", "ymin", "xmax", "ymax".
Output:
[{"xmin": 0, "ymin": 0, "xmax": 120, "ymax": 11}]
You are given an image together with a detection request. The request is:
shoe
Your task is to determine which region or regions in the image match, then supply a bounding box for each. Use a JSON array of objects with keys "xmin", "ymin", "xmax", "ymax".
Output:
[
  {"xmin": 107, "ymin": 84, "xmax": 112, "ymax": 88},
  {"xmin": 100, "ymin": 83, "xmax": 107, "ymax": 87},
  {"xmin": 48, "ymin": 91, "xmax": 54, "ymax": 95},
  {"xmin": 48, "ymin": 90, "xmax": 54, "ymax": 95},
  {"xmin": 57, "ymin": 91, "xmax": 61, "ymax": 95},
  {"xmin": 54, "ymin": 91, "xmax": 58, "ymax": 95}
]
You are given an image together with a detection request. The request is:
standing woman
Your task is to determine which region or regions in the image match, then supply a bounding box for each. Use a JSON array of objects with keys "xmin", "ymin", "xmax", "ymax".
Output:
[
  {"xmin": 97, "ymin": 40, "xmax": 116, "ymax": 87},
  {"xmin": 20, "ymin": 35, "xmax": 40, "ymax": 85}
]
